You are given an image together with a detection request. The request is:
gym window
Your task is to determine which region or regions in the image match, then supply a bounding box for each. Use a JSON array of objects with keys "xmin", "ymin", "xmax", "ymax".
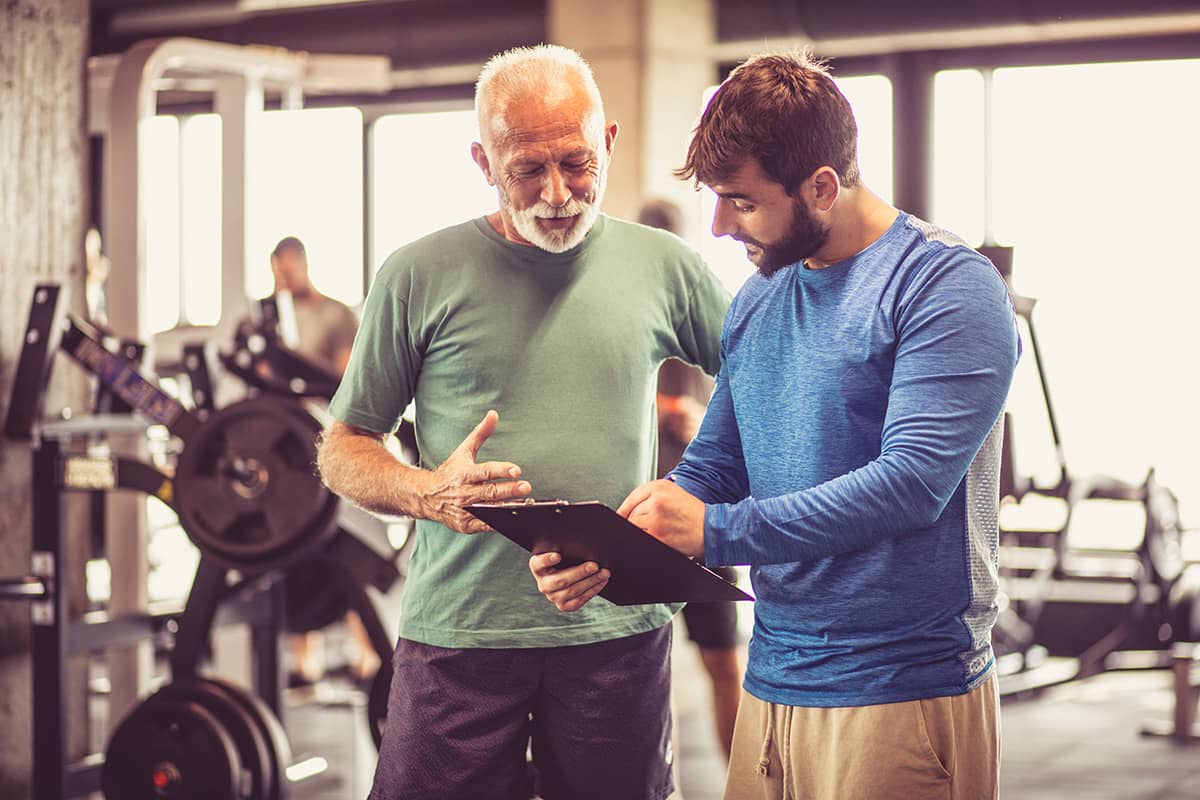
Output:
[
  {"xmin": 931, "ymin": 58, "xmax": 1200, "ymax": 531},
  {"xmin": 139, "ymin": 112, "xmax": 224, "ymax": 333},
  {"xmin": 369, "ymin": 109, "xmax": 497, "ymax": 275},
  {"xmin": 140, "ymin": 105, "xmax": 364, "ymax": 333},
  {"xmin": 246, "ymin": 106, "xmax": 365, "ymax": 308}
]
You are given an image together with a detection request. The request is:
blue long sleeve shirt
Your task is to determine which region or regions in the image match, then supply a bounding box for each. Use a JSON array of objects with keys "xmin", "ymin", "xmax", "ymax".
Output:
[{"xmin": 671, "ymin": 213, "xmax": 1020, "ymax": 707}]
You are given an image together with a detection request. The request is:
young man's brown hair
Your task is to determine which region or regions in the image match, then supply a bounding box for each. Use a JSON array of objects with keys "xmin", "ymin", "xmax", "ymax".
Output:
[{"xmin": 677, "ymin": 51, "xmax": 862, "ymax": 192}]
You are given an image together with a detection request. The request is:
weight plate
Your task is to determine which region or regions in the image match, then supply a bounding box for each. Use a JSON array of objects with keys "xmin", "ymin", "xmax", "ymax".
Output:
[
  {"xmin": 207, "ymin": 677, "xmax": 294, "ymax": 800},
  {"xmin": 155, "ymin": 678, "xmax": 279, "ymax": 800},
  {"xmin": 103, "ymin": 698, "xmax": 243, "ymax": 800},
  {"xmin": 174, "ymin": 396, "xmax": 339, "ymax": 571}
]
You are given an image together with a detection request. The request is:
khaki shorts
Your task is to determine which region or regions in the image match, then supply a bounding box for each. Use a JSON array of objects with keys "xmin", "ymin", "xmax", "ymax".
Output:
[{"xmin": 724, "ymin": 677, "xmax": 1000, "ymax": 800}]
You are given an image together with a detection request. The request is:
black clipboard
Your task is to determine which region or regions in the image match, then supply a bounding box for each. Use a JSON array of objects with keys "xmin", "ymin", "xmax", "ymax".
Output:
[{"xmin": 466, "ymin": 500, "xmax": 754, "ymax": 606}]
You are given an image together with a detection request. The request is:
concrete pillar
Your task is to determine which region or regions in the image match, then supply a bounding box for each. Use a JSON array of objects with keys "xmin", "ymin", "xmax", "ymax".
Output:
[
  {"xmin": 888, "ymin": 51, "xmax": 936, "ymax": 220},
  {"xmin": 0, "ymin": 1, "xmax": 92, "ymax": 795},
  {"xmin": 548, "ymin": 0, "xmax": 717, "ymax": 239}
]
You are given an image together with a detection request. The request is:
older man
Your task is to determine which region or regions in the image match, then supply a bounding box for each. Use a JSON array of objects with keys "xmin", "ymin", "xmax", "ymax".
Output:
[{"xmin": 318, "ymin": 45, "xmax": 728, "ymax": 800}]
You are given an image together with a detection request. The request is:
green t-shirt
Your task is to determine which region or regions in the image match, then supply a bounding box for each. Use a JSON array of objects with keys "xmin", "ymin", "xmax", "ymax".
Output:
[{"xmin": 329, "ymin": 214, "xmax": 730, "ymax": 648}]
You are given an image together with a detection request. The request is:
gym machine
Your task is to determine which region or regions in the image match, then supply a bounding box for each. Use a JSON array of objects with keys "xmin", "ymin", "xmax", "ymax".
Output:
[
  {"xmin": 166, "ymin": 290, "xmax": 412, "ymax": 752},
  {"xmin": 1, "ymin": 284, "xmax": 402, "ymax": 798},
  {"xmin": 186, "ymin": 290, "xmax": 416, "ymax": 747},
  {"xmin": 218, "ymin": 293, "xmax": 344, "ymax": 403},
  {"xmin": 978, "ymin": 247, "xmax": 1197, "ymax": 698},
  {"xmin": 154, "ymin": 291, "xmax": 410, "ymax": 759}
]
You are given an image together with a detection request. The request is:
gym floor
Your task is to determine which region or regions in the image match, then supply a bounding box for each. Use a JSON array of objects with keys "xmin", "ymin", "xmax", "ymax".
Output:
[{"xmin": 278, "ymin": 620, "xmax": 1200, "ymax": 799}]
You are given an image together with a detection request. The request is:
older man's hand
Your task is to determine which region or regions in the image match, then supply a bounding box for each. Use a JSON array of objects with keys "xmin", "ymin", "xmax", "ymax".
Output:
[
  {"xmin": 529, "ymin": 552, "xmax": 610, "ymax": 612},
  {"xmin": 418, "ymin": 410, "xmax": 531, "ymax": 533}
]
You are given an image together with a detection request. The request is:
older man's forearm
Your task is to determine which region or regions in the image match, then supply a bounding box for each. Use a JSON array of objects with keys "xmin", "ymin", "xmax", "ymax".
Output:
[{"xmin": 317, "ymin": 429, "xmax": 429, "ymax": 518}]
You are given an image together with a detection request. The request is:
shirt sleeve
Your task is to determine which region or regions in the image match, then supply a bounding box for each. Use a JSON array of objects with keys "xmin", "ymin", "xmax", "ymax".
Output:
[
  {"xmin": 703, "ymin": 254, "xmax": 1020, "ymax": 567},
  {"xmin": 673, "ymin": 254, "xmax": 730, "ymax": 377},
  {"xmin": 328, "ymin": 263, "xmax": 421, "ymax": 434},
  {"xmin": 669, "ymin": 357, "xmax": 751, "ymax": 510}
]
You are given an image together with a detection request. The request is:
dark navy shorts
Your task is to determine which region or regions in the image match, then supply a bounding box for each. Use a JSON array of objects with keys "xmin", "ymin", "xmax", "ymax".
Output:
[{"xmin": 368, "ymin": 624, "xmax": 674, "ymax": 800}]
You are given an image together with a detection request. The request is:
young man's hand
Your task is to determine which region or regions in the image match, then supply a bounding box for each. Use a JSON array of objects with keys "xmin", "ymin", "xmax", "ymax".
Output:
[{"xmin": 617, "ymin": 479, "xmax": 706, "ymax": 558}]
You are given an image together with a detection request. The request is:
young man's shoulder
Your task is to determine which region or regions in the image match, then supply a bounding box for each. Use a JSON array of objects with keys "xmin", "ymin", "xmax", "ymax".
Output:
[
  {"xmin": 882, "ymin": 215, "xmax": 1003, "ymax": 292},
  {"xmin": 878, "ymin": 217, "xmax": 1013, "ymax": 335},
  {"xmin": 897, "ymin": 215, "xmax": 993, "ymax": 271}
]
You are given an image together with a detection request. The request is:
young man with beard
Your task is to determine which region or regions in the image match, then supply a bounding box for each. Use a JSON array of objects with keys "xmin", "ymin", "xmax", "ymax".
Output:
[
  {"xmin": 533, "ymin": 52, "xmax": 1019, "ymax": 799},
  {"xmin": 317, "ymin": 44, "xmax": 729, "ymax": 800}
]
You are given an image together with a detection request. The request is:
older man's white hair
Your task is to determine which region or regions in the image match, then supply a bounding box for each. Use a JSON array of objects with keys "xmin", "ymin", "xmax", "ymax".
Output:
[{"xmin": 474, "ymin": 44, "xmax": 605, "ymax": 138}]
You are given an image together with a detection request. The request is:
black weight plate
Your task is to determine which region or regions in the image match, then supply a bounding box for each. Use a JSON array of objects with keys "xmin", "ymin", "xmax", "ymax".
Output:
[
  {"xmin": 156, "ymin": 678, "xmax": 277, "ymax": 800},
  {"xmin": 174, "ymin": 396, "xmax": 339, "ymax": 571},
  {"xmin": 103, "ymin": 698, "xmax": 242, "ymax": 800},
  {"xmin": 175, "ymin": 397, "xmax": 333, "ymax": 563},
  {"xmin": 207, "ymin": 678, "xmax": 295, "ymax": 800}
]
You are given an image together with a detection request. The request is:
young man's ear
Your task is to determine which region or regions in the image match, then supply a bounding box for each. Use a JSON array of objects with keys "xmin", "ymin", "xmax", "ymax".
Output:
[
  {"xmin": 808, "ymin": 166, "xmax": 841, "ymax": 212},
  {"xmin": 470, "ymin": 142, "xmax": 494, "ymax": 186}
]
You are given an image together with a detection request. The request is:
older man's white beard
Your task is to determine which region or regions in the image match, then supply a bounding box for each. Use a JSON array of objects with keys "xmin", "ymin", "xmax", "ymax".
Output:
[{"xmin": 497, "ymin": 172, "xmax": 606, "ymax": 254}]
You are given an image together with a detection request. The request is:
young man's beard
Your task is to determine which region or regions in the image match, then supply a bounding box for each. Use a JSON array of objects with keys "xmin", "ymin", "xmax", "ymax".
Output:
[{"xmin": 741, "ymin": 196, "xmax": 830, "ymax": 278}]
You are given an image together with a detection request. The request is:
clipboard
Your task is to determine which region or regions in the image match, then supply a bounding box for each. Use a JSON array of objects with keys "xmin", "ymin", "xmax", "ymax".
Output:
[{"xmin": 466, "ymin": 500, "xmax": 754, "ymax": 606}]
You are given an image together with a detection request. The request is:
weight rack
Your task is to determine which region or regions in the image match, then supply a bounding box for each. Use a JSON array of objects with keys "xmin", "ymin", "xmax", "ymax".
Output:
[
  {"xmin": 0, "ymin": 285, "xmax": 291, "ymax": 798},
  {"xmin": 1, "ymin": 418, "xmax": 289, "ymax": 798},
  {"xmin": 2, "ymin": 284, "xmax": 406, "ymax": 798}
]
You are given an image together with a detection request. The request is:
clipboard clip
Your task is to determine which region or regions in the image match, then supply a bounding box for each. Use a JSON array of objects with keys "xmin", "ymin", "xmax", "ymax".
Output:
[{"xmin": 475, "ymin": 497, "xmax": 573, "ymax": 507}]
